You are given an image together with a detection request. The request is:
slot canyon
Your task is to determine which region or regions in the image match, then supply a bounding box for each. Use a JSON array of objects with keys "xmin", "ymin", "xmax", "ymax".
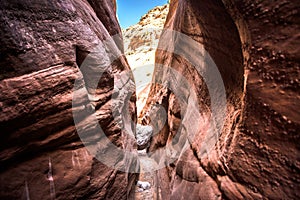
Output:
[{"xmin": 0, "ymin": 0, "xmax": 299, "ymax": 199}]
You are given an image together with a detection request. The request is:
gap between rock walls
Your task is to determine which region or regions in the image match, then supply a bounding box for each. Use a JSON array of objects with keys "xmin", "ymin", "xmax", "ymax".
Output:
[{"xmin": 0, "ymin": 0, "xmax": 299, "ymax": 200}]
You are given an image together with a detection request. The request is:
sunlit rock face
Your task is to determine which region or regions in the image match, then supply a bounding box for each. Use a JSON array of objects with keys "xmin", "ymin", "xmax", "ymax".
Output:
[
  {"xmin": 123, "ymin": 4, "xmax": 169, "ymax": 66},
  {"xmin": 141, "ymin": 0, "xmax": 300, "ymax": 199},
  {"xmin": 0, "ymin": 0, "xmax": 138, "ymax": 199},
  {"xmin": 122, "ymin": 4, "xmax": 169, "ymax": 116}
]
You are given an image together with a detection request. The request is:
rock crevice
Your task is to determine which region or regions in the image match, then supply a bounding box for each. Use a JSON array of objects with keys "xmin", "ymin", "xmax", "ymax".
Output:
[{"xmin": 0, "ymin": 0, "xmax": 299, "ymax": 199}]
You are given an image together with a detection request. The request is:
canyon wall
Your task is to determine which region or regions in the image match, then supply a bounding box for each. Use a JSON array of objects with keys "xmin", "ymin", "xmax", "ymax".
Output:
[
  {"xmin": 142, "ymin": 0, "xmax": 300, "ymax": 199},
  {"xmin": 0, "ymin": 0, "xmax": 138, "ymax": 199},
  {"xmin": 0, "ymin": 0, "xmax": 299, "ymax": 199}
]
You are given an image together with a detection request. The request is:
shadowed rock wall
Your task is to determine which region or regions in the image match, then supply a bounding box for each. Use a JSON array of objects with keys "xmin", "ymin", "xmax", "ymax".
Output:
[
  {"xmin": 141, "ymin": 0, "xmax": 300, "ymax": 199},
  {"xmin": 0, "ymin": 0, "xmax": 138, "ymax": 199}
]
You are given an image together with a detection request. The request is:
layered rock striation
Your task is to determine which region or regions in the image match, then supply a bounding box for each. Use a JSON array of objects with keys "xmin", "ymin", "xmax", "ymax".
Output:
[
  {"xmin": 0, "ymin": 0, "xmax": 299, "ymax": 199},
  {"xmin": 141, "ymin": 0, "xmax": 300, "ymax": 199},
  {"xmin": 0, "ymin": 0, "xmax": 138, "ymax": 199}
]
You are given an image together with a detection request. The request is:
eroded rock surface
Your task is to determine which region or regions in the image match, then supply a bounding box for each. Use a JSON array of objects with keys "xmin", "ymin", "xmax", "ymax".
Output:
[
  {"xmin": 1, "ymin": 0, "xmax": 299, "ymax": 199},
  {"xmin": 0, "ymin": 0, "xmax": 138, "ymax": 199},
  {"xmin": 141, "ymin": 0, "xmax": 300, "ymax": 199}
]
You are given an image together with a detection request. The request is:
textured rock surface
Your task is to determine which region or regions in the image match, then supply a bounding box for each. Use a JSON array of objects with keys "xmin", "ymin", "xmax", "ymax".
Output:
[
  {"xmin": 123, "ymin": 4, "xmax": 168, "ymax": 59},
  {"xmin": 141, "ymin": 0, "xmax": 300, "ymax": 199},
  {"xmin": 0, "ymin": 0, "xmax": 138, "ymax": 199}
]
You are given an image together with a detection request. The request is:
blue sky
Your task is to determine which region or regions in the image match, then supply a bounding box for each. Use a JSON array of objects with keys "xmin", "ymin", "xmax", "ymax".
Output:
[{"xmin": 117, "ymin": 0, "xmax": 168, "ymax": 28}]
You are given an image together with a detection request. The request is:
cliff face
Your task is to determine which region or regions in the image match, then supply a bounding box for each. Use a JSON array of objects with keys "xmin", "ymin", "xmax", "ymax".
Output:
[
  {"xmin": 123, "ymin": 4, "xmax": 169, "ymax": 60},
  {"xmin": 141, "ymin": 0, "xmax": 300, "ymax": 199},
  {"xmin": 0, "ymin": 0, "xmax": 138, "ymax": 199}
]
